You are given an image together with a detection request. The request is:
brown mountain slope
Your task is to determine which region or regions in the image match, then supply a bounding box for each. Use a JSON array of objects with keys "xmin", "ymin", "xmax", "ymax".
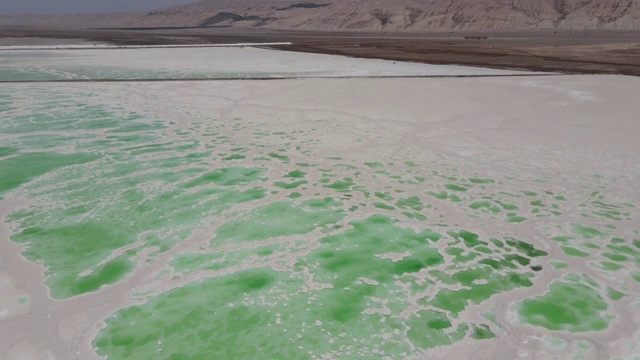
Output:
[{"xmin": 1, "ymin": 0, "xmax": 639, "ymax": 31}]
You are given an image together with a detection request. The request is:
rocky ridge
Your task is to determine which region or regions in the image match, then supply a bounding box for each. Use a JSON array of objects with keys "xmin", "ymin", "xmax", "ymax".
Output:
[{"xmin": 1, "ymin": 0, "xmax": 639, "ymax": 31}]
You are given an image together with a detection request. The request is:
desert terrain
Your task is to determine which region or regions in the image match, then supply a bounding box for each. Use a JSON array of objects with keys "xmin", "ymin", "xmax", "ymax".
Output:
[{"xmin": 2, "ymin": 0, "xmax": 640, "ymax": 31}]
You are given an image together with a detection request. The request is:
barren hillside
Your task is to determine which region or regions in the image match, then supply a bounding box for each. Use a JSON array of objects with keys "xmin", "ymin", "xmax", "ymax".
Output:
[{"xmin": 1, "ymin": 0, "xmax": 639, "ymax": 31}]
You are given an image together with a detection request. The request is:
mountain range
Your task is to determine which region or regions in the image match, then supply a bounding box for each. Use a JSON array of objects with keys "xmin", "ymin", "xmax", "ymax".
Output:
[{"xmin": 1, "ymin": 0, "xmax": 639, "ymax": 31}]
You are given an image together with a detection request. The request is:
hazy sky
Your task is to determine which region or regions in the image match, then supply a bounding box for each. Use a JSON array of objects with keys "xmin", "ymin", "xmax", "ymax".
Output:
[{"xmin": 0, "ymin": 0, "xmax": 201, "ymax": 15}]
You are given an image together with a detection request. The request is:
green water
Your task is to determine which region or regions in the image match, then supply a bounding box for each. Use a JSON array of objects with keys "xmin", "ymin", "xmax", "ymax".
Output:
[
  {"xmin": 94, "ymin": 269, "xmax": 297, "ymax": 359},
  {"xmin": 98, "ymin": 215, "xmax": 527, "ymax": 357},
  {"xmin": 0, "ymin": 152, "xmax": 98, "ymax": 196},
  {"xmin": 213, "ymin": 200, "xmax": 343, "ymax": 245},
  {"xmin": 516, "ymin": 274, "xmax": 610, "ymax": 332},
  {"xmin": 1, "ymin": 84, "xmax": 638, "ymax": 359}
]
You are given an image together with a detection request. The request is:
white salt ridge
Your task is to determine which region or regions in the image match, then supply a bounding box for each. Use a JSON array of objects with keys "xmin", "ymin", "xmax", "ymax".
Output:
[
  {"xmin": 0, "ymin": 42, "xmax": 293, "ymax": 51},
  {"xmin": 0, "ymin": 46, "xmax": 548, "ymax": 81}
]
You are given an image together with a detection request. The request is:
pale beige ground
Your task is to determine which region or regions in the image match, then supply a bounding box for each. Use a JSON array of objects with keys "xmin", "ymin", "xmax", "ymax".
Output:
[{"xmin": 1, "ymin": 74, "xmax": 639, "ymax": 359}]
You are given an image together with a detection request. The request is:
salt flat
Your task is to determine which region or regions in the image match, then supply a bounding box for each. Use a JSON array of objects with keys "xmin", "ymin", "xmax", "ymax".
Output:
[
  {"xmin": 0, "ymin": 47, "xmax": 638, "ymax": 360},
  {"xmin": 0, "ymin": 46, "xmax": 544, "ymax": 81}
]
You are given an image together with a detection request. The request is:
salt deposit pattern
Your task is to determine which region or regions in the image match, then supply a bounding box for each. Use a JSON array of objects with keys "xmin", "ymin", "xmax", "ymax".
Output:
[{"xmin": 0, "ymin": 47, "xmax": 639, "ymax": 360}]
